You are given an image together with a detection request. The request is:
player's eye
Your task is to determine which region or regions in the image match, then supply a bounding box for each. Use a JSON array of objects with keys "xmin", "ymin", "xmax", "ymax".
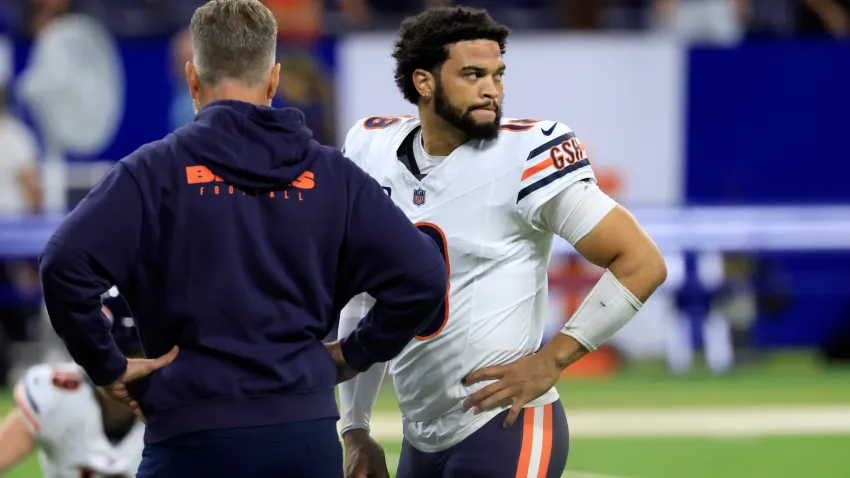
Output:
[{"xmin": 465, "ymin": 72, "xmax": 480, "ymax": 80}]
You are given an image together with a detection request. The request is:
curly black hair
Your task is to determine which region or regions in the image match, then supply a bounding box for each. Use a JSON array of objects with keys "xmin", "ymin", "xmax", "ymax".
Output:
[{"xmin": 392, "ymin": 6, "xmax": 510, "ymax": 105}]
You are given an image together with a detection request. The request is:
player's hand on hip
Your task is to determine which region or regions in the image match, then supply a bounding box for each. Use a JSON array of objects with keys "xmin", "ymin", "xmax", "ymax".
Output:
[
  {"xmin": 462, "ymin": 353, "xmax": 562, "ymax": 428},
  {"xmin": 342, "ymin": 429, "xmax": 390, "ymax": 478},
  {"xmin": 103, "ymin": 346, "xmax": 179, "ymax": 423},
  {"xmin": 325, "ymin": 341, "xmax": 360, "ymax": 384}
]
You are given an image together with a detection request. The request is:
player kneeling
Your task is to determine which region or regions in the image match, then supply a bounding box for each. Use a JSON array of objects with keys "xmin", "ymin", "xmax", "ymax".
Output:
[{"xmin": 0, "ymin": 289, "xmax": 145, "ymax": 477}]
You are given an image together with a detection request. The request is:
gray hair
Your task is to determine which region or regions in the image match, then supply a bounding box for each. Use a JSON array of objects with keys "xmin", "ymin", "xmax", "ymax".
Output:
[{"xmin": 189, "ymin": 0, "xmax": 279, "ymax": 85}]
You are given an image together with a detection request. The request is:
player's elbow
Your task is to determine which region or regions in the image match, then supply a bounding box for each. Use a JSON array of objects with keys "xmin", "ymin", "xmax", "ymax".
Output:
[
  {"xmin": 644, "ymin": 247, "xmax": 668, "ymax": 290},
  {"xmin": 633, "ymin": 240, "xmax": 667, "ymax": 299},
  {"xmin": 608, "ymin": 236, "xmax": 667, "ymax": 302}
]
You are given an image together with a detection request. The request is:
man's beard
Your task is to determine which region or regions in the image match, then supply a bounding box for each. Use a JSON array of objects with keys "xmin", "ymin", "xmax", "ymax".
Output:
[{"xmin": 433, "ymin": 86, "xmax": 501, "ymax": 140}]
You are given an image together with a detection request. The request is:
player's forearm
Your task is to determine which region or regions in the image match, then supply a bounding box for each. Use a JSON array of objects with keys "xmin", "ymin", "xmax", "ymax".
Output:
[
  {"xmin": 337, "ymin": 295, "xmax": 387, "ymax": 433},
  {"xmin": 556, "ymin": 206, "xmax": 667, "ymax": 354},
  {"xmin": 339, "ymin": 361, "xmax": 388, "ymax": 435},
  {"xmin": 539, "ymin": 333, "xmax": 590, "ymax": 370},
  {"xmin": 0, "ymin": 412, "xmax": 36, "ymax": 473}
]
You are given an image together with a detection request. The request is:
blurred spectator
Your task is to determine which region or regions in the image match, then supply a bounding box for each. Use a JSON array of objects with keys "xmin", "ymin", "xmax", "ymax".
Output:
[
  {"xmin": 559, "ymin": 0, "xmax": 607, "ymax": 30},
  {"xmin": 277, "ymin": 52, "xmax": 335, "ymax": 145},
  {"xmin": 821, "ymin": 301, "xmax": 850, "ymax": 363},
  {"xmin": 169, "ymin": 28, "xmax": 196, "ymax": 130},
  {"xmin": 2, "ymin": 0, "xmax": 202, "ymax": 37},
  {"xmin": 99, "ymin": 0, "xmax": 203, "ymax": 37},
  {"xmin": 432, "ymin": 0, "xmax": 561, "ymax": 29},
  {"xmin": 16, "ymin": 0, "xmax": 123, "ymax": 213},
  {"xmin": 796, "ymin": 0, "xmax": 850, "ymax": 36},
  {"xmin": 746, "ymin": 0, "xmax": 797, "ymax": 36},
  {"xmin": 0, "ymin": 72, "xmax": 42, "ymax": 387},
  {"xmin": 653, "ymin": 0, "xmax": 750, "ymax": 44},
  {"xmin": 263, "ymin": 0, "xmax": 324, "ymax": 43},
  {"xmin": 0, "ymin": 94, "xmax": 41, "ymax": 216},
  {"xmin": 332, "ymin": 0, "xmax": 431, "ymax": 30},
  {"xmin": 0, "ymin": 19, "xmax": 41, "ymax": 215},
  {"xmin": 668, "ymin": 252, "xmax": 735, "ymax": 375}
]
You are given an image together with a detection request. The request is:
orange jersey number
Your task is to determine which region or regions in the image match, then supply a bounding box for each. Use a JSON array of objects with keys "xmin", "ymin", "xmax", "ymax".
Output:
[{"xmin": 414, "ymin": 222, "xmax": 450, "ymax": 340}]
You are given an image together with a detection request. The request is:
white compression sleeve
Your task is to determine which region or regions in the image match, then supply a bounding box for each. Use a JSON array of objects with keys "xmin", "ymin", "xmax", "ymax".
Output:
[
  {"xmin": 338, "ymin": 293, "xmax": 387, "ymax": 435},
  {"xmin": 561, "ymin": 270, "xmax": 642, "ymax": 351},
  {"xmin": 535, "ymin": 180, "xmax": 618, "ymax": 244}
]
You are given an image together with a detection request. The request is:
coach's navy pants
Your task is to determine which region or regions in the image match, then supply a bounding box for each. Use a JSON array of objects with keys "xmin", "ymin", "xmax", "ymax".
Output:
[{"xmin": 135, "ymin": 418, "xmax": 342, "ymax": 478}]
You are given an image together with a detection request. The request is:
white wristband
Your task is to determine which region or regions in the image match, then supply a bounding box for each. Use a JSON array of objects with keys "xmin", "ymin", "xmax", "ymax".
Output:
[{"xmin": 560, "ymin": 270, "xmax": 642, "ymax": 351}]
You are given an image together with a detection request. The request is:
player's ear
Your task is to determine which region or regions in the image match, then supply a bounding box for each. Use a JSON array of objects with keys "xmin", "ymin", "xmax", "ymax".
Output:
[
  {"xmin": 268, "ymin": 63, "xmax": 281, "ymax": 103},
  {"xmin": 185, "ymin": 62, "xmax": 200, "ymax": 101},
  {"xmin": 413, "ymin": 68, "xmax": 434, "ymax": 100}
]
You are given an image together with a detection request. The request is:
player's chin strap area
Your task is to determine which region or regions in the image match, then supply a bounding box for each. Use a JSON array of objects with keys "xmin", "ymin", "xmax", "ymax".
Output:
[{"xmin": 560, "ymin": 270, "xmax": 642, "ymax": 352}]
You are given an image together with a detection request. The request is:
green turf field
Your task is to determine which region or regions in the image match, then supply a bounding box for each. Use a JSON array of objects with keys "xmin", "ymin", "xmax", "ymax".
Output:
[{"xmin": 3, "ymin": 351, "xmax": 850, "ymax": 477}]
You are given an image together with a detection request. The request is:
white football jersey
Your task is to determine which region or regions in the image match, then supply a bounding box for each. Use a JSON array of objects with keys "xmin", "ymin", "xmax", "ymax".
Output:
[
  {"xmin": 342, "ymin": 116, "xmax": 596, "ymax": 451},
  {"xmin": 13, "ymin": 363, "xmax": 144, "ymax": 478}
]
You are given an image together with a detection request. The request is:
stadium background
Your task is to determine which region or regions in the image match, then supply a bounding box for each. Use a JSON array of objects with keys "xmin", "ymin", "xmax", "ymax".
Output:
[{"xmin": 1, "ymin": 1, "xmax": 849, "ymax": 477}]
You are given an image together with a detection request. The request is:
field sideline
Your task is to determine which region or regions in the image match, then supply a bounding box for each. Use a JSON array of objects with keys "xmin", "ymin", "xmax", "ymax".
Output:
[
  {"xmin": 371, "ymin": 406, "xmax": 850, "ymax": 478},
  {"xmin": 366, "ymin": 405, "xmax": 850, "ymax": 440},
  {"xmin": 3, "ymin": 352, "xmax": 850, "ymax": 477}
]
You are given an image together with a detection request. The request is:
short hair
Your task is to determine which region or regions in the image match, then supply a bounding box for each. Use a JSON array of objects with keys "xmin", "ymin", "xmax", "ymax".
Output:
[
  {"xmin": 189, "ymin": 0, "xmax": 278, "ymax": 85},
  {"xmin": 392, "ymin": 7, "xmax": 510, "ymax": 105}
]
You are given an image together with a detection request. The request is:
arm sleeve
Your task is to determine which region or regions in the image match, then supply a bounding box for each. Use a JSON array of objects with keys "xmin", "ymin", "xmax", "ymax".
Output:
[
  {"xmin": 534, "ymin": 180, "xmax": 618, "ymax": 244},
  {"xmin": 38, "ymin": 162, "xmax": 143, "ymax": 386},
  {"xmin": 337, "ymin": 163, "xmax": 448, "ymax": 372},
  {"xmin": 516, "ymin": 122, "xmax": 597, "ymax": 229},
  {"xmin": 338, "ymin": 293, "xmax": 387, "ymax": 434}
]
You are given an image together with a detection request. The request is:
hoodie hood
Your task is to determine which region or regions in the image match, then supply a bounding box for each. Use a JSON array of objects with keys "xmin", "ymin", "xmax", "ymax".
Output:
[{"xmin": 175, "ymin": 100, "xmax": 315, "ymax": 189}]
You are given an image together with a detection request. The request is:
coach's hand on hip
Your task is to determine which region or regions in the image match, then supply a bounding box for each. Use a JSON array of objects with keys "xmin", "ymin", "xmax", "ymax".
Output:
[
  {"xmin": 462, "ymin": 335, "xmax": 586, "ymax": 428},
  {"xmin": 325, "ymin": 341, "xmax": 360, "ymax": 384},
  {"xmin": 104, "ymin": 346, "xmax": 180, "ymax": 423}
]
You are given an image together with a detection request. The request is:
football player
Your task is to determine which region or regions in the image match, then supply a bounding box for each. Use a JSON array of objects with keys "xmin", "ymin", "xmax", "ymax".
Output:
[
  {"xmin": 337, "ymin": 6, "xmax": 668, "ymax": 478},
  {"xmin": 0, "ymin": 288, "xmax": 145, "ymax": 478}
]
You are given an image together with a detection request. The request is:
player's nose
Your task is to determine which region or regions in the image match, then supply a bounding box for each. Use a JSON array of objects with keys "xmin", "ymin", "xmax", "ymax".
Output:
[{"xmin": 481, "ymin": 79, "xmax": 499, "ymax": 99}]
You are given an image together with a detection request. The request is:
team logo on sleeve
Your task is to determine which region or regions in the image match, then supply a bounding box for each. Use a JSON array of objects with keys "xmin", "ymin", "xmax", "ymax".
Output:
[{"xmin": 413, "ymin": 188, "xmax": 426, "ymax": 206}]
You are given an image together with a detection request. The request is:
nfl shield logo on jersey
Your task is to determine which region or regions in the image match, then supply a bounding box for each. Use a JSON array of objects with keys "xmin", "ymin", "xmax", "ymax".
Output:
[{"xmin": 412, "ymin": 188, "xmax": 426, "ymax": 206}]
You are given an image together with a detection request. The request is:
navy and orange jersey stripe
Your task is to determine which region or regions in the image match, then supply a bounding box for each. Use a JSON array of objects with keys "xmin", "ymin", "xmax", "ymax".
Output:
[
  {"xmin": 517, "ymin": 131, "xmax": 590, "ymax": 203},
  {"xmin": 515, "ymin": 403, "xmax": 555, "ymax": 478},
  {"xmin": 500, "ymin": 118, "xmax": 541, "ymax": 132}
]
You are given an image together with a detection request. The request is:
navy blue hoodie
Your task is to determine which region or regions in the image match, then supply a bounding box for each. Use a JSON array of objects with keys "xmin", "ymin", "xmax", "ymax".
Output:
[{"xmin": 39, "ymin": 100, "xmax": 448, "ymax": 443}]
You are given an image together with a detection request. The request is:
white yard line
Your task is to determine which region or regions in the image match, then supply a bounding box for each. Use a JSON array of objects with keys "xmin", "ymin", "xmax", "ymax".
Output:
[
  {"xmin": 564, "ymin": 473, "xmax": 635, "ymax": 478},
  {"xmin": 359, "ymin": 405, "xmax": 850, "ymax": 440}
]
